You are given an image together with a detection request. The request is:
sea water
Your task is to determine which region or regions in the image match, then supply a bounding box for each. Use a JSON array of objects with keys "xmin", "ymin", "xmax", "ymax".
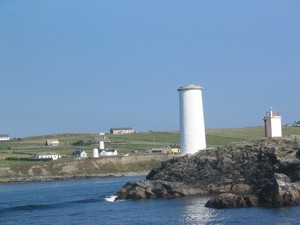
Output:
[{"xmin": 0, "ymin": 176, "xmax": 299, "ymax": 225}]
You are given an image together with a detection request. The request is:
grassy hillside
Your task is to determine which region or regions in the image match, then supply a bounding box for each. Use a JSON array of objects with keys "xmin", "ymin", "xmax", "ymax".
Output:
[
  {"xmin": 207, "ymin": 126, "xmax": 300, "ymax": 145},
  {"xmin": 1, "ymin": 126, "xmax": 300, "ymax": 167}
]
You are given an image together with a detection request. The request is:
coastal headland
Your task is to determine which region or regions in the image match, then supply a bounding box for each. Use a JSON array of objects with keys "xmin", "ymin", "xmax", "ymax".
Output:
[
  {"xmin": 1, "ymin": 127, "xmax": 300, "ymax": 191},
  {"xmin": 116, "ymin": 136, "xmax": 300, "ymax": 208}
]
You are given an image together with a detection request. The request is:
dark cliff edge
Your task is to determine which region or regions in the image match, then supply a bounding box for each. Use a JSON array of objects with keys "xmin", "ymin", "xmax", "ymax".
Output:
[{"xmin": 115, "ymin": 136, "xmax": 300, "ymax": 208}]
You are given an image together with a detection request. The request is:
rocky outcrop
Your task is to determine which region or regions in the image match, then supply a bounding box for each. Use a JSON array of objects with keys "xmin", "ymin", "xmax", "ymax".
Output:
[
  {"xmin": 205, "ymin": 173, "xmax": 300, "ymax": 208},
  {"xmin": 258, "ymin": 173, "xmax": 300, "ymax": 207},
  {"xmin": 116, "ymin": 180, "xmax": 202, "ymax": 199},
  {"xmin": 116, "ymin": 136, "xmax": 300, "ymax": 208}
]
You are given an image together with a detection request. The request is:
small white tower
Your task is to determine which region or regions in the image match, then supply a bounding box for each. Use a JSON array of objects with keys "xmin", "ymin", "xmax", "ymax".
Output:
[
  {"xmin": 99, "ymin": 133, "xmax": 105, "ymax": 150},
  {"xmin": 93, "ymin": 148, "xmax": 99, "ymax": 158},
  {"xmin": 263, "ymin": 108, "xmax": 282, "ymax": 138},
  {"xmin": 99, "ymin": 136, "xmax": 105, "ymax": 150},
  {"xmin": 178, "ymin": 84, "xmax": 206, "ymax": 155},
  {"xmin": 99, "ymin": 140, "xmax": 104, "ymax": 150}
]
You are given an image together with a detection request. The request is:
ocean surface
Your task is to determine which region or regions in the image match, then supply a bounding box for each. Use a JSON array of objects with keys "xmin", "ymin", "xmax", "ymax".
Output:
[{"xmin": 0, "ymin": 176, "xmax": 299, "ymax": 225}]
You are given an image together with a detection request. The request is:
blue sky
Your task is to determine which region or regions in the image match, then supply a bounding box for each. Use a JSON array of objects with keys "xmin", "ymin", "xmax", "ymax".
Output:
[{"xmin": 1, "ymin": 0, "xmax": 299, "ymax": 137}]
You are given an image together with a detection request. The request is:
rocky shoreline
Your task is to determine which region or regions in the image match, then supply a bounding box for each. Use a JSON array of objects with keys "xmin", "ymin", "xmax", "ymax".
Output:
[
  {"xmin": 0, "ymin": 172, "xmax": 148, "ymax": 185},
  {"xmin": 0, "ymin": 171, "xmax": 148, "ymax": 185},
  {"xmin": 116, "ymin": 136, "xmax": 300, "ymax": 208}
]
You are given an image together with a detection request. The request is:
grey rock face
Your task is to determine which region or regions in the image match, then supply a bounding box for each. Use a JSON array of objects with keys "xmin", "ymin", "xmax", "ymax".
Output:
[
  {"xmin": 259, "ymin": 173, "xmax": 300, "ymax": 207},
  {"xmin": 116, "ymin": 136, "xmax": 300, "ymax": 208},
  {"xmin": 205, "ymin": 193, "xmax": 258, "ymax": 208}
]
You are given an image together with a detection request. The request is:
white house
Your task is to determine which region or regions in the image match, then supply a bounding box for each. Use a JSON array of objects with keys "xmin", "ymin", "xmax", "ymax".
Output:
[
  {"xmin": 110, "ymin": 128, "xmax": 134, "ymax": 135},
  {"xmin": 72, "ymin": 150, "xmax": 88, "ymax": 159},
  {"xmin": 35, "ymin": 152, "xmax": 61, "ymax": 160},
  {"xmin": 0, "ymin": 134, "xmax": 9, "ymax": 141},
  {"xmin": 45, "ymin": 139, "xmax": 59, "ymax": 147},
  {"xmin": 99, "ymin": 149, "xmax": 118, "ymax": 157}
]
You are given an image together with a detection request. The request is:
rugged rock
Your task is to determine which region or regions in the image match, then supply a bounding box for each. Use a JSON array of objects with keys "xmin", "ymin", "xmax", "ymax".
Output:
[
  {"xmin": 116, "ymin": 180, "xmax": 202, "ymax": 200},
  {"xmin": 205, "ymin": 193, "xmax": 258, "ymax": 208},
  {"xmin": 259, "ymin": 173, "xmax": 300, "ymax": 207},
  {"xmin": 115, "ymin": 136, "xmax": 300, "ymax": 208},
  {"xmin": 205, "ymin": 173, "xmax": 300, "ymax": 208}
]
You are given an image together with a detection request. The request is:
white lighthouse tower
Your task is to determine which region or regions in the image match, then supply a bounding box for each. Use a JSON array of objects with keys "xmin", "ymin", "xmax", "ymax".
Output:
[
  {"xmin": 263, "ymin": 108, "xmax": 282, "ymax": 138},
  {"xmin": 178, "ymin": 84, "xmax": 206, "ymax": 155}
]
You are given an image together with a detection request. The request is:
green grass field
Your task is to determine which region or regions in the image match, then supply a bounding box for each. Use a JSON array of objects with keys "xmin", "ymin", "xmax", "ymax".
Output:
[{"xmin": 1, "ymin": 126, "xmax": 300, "ymax": 166}]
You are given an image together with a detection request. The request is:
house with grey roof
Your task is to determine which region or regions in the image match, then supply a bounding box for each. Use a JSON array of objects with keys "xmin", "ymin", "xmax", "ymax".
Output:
[
  {"xmin": 99, "ymin": 149, "xmax": 118, "ymax": 157},
  {"xmin": 45, "ymin": 139, "xmax": 59, "ymax": 147},
  {"xmin": 293, "ymin": 121, "xmax": 300, "ymax": 127},
  {"xmin": 72, "ymin": 150, "xmax": 88, "ymax": 159}
]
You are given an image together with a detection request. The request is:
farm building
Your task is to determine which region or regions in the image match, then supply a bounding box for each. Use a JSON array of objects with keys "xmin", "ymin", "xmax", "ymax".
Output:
[
  {"xmin": 146, "ymin": 145, "xmax": 180, "ymax": 154},
  {"xmin": 293, "ymin": 121, "xmax": 300, "ymax": 127},
  {"xmin": 45, "ymin": 139, "xmax": 59, "ymax": 147},
  {"xmin": 35, "ymin": 152, "xmax": 61, "ymax": 160},
  {"xmin": 146, "ymin": 147, "xmax": 168, "ymax": 154},
  {"xmin": 167, "ymin": 144, "xmax": 180, "ymax": 154},
  {"xmin": 0, "ymin": 134, "xmax": 9, "ymax": 141},
  {"xmin": 99, "ymin": 149, "xmax": 118, "ymax": 156},
  {"xmin": 110, "ymin": 128, "xmax": 134, "ymax": 135},
  {"xmin": 72, "ymin": 150, "xmax": 88, "ymax": 159}
]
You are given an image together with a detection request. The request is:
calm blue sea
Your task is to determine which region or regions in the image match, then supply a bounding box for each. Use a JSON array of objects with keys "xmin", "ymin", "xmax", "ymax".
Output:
[{"xmin": 0, "ymin": 176, "xmax": 299, "ymax": 225}]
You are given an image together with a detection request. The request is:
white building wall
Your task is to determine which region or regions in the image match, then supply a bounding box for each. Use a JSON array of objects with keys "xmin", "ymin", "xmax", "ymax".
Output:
[
  {"xmin": 35, "ymin": 154, "xmax": 60, "ymax": 160},
  {"xmin": 99, "ymin": 150, "xmax": 118, "ymax": 156},
  {"xmin": 99, "ymin": 141, "xmax": 104, "ymax": 150},
  {"xmin": 93, "ymin": 148, "xmax": 99, "ymax": 158},
  {"xmin": 178, "ymin": 85, "xmax": 206, "ymax": 155},
  {"xmin": 0, "ymin": 136, "xmax": 9, "ymax": 141},
  {"xmin": 271, "ymin": 117, "xmax": 282, "ymax": 137},
  {"xmin": 266, "ymin": 117, "xmax": 282, "ymax": 137}
]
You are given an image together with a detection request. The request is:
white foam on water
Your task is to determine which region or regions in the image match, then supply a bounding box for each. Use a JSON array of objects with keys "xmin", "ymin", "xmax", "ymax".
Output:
[{"xmin": 103, "ymin": 195, "xmax": 118, "ymax": 202}]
